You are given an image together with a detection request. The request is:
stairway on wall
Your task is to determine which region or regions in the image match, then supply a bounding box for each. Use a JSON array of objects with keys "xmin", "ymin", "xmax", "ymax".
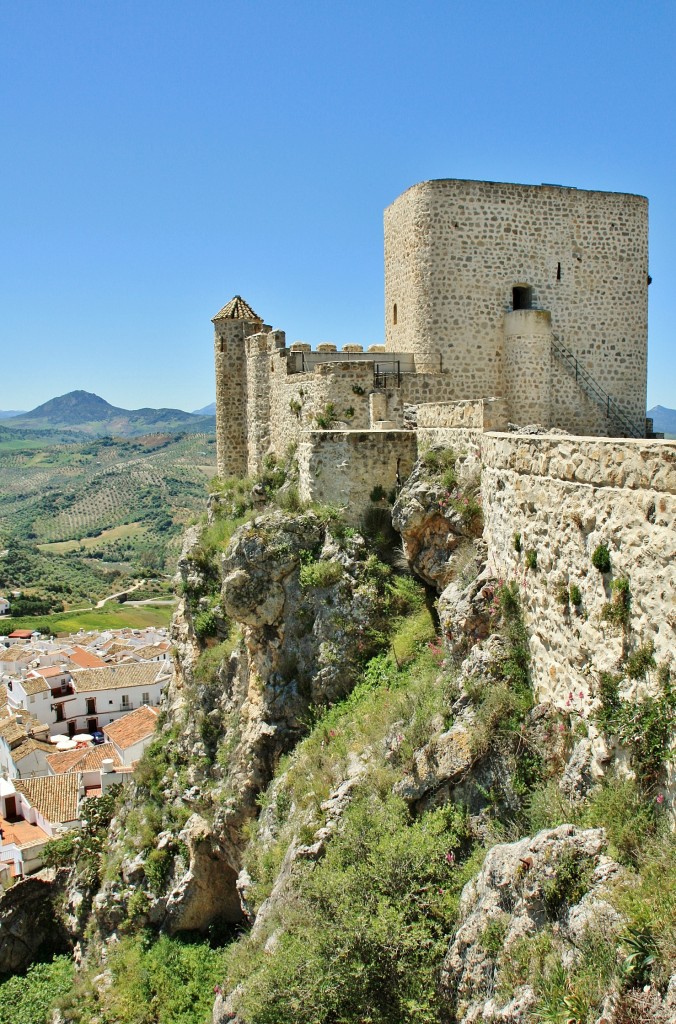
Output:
[{"xmin": 551, "ymin": 335, "xmax": 645, "ymax": 439}]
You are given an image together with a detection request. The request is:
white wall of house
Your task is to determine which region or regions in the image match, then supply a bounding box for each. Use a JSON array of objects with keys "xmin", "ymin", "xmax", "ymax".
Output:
[{"xmin": 48, "ymin": 678, "xmax": 166, "ymax": 735}]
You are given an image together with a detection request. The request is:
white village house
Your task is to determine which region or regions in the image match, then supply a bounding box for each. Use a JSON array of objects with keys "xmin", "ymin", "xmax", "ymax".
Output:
[{"xmin": 6, "ymin": 662, "xmax": 170, "ymax": 737}]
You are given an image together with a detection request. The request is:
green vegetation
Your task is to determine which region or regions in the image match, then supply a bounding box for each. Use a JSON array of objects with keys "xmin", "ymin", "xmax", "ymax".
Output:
[
  {"xmin": 1, "ymin": 602, "xmax": 173, "ymax": 636},
  {"xmin": 601, "ymin": 576, "xmax": 632, "ymax": 629},
  {"xmin": 314, "ymin": 402, "xmax": 337, "ymax": 429},
  {"xmin": 596, "ymin": 660, "xmax": 674, "ymax": 788},
  {"xmin": 226, "ymin": 598, "xmax": 475, "ymax": 1023},
  {"xmin": 58, "ymin": 934, "xmax": 225, "ymax": 1024},
  {"xmin": 0, "ymin": 956, "xmax": 74, "ymax": 1023},
  {"xmin": 298, "ymin": 556, "xmax": 344, "ymax": 589},
  {"xmin": 228, "ymin": 794, "xmax": 473, "ymax": 1024},
  {"xmin": 524, "ymin": 548, "xmax": 538, "ymax": 571},
  {"xmin": 591, "ymin": 542, "xmax": 611, "ymax": 573},
  {"xmin": 43, "ymin": 788, "xmax": 121, "ymax": 885},
  {"xmin": 0, "ymin": 428, "xmax": 216, "ymax": 604}
]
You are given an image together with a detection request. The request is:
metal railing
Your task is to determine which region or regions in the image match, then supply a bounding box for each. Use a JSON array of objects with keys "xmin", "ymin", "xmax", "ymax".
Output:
[
  {"xmin": 373, "ymin": 361, "xmax": 402, "ymax": 388},
  {"xmin": 551, "ymin": 335, "xmax": 643, "ymax": 439}
]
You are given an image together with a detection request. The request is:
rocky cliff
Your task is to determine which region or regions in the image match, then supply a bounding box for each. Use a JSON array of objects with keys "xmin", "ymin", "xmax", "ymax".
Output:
[{"xmin": 3, "ymin": 447, "xmax": 674, "ymax": 1024}]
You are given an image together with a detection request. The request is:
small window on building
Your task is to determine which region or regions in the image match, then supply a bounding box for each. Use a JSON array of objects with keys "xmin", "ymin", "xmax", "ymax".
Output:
[
  {"xmin": 121, "ymin": 694, "xmax": 130, "ymax": 709},
  {"xmin": 512, "ymin": 286, "xmax": 532, "ymax": 310},
  {"xmin": 142, "ymin": 692, "xmax": 150, "ymax": 705},
  {"xmin": 556, "ymin": 262, "xmax": 561, "ymax": 281},
  {"xmin": 393, "ymin": 303, "xmax": 398, "ymax": 325},
  {"xmin": 220, "ymin": 340, "xmax": 225, "ymax": 354},
  {"xmin": 86, "ymin": 698, "xmax": 96, "ymax": 715},
  {"xmin": 29, "ymin": 695, "xmax": 35, "ymax": 704}
]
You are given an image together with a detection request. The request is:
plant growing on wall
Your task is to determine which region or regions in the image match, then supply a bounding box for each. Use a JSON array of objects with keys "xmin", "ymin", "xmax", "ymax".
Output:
[
  {"xmin": 314, "ymin": 403, "xmax": 337, "ymax": 429},
  {"xmin": 592, "ymin": 543, "xmax": 611, "ymax": 573},
  {"xmin": 601, "ymin": 577, "xmax": 631, "ymax": 630},
  {"xmin": 525, "ymin": 549, "xmax": 538, "ymax": 571},
  {"xmin": 595, "ymin": 662, "xmax": 675, "ymax": 788},
  {"xmin": 289, "ymin": 398, "xmax": 302, "ymax": 419}
]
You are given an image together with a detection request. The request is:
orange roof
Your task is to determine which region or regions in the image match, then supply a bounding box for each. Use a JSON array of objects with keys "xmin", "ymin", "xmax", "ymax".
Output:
[
  {"xmin": 104, "ymin": 706, "xmax": 159, "ymax": 750},
  {"xmin": 38, "ymin": 666, "xmax": 68, "ymax": 679},
  {"xmin": 68, "ymin": 646, "xmax": 106, "ymax": 669},
  {"xmin": 47, "ymin": 741, "xmax": 123, "ymax": 774},
  {"xmin": 8, "ymin": 630, "xmax": 33, "ymax": 639}
]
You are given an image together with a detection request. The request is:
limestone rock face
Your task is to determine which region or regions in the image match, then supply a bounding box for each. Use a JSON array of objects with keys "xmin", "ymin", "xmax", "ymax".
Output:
[
  {"xmin": 96, "ymin": 509, "xmax": 394, "ymax": 938},
  {"xmin": 161, "ymin": 815, "xmax": 242, "ymax": 933},
  {"xmin": 395, "ymin": 716, "xmax": 474, "ymax": 804},
  {"xmin": 392, "ymin": 458, "xmax": 482, "ymax": 591},
  {"xmin": 439, "ymin": 563, "xmax": 495, "ymax": 657},
  {"xmin": 440, "ymin": 825, "xmax": 621, "ymax": 1023},
  {"xmin": 0, "ymin": 870, "xmax": 71, "ymax": 973}
]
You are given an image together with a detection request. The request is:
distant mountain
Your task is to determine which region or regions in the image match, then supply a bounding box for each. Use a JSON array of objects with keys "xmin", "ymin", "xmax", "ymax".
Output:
[
  {"xmin": 192, "ymin": 401, "xmax": 216, "ymax": 416},
  {"xmin": 647, "ymin": 405, "xmax": 676, "ymax": 435},
  {"xmin": 0, "ymin": 410, "xmax": 25, "ymax": 419},
  {"xmin": 7, "ymin": 391, "xmax": 215, "ymax": 437}
]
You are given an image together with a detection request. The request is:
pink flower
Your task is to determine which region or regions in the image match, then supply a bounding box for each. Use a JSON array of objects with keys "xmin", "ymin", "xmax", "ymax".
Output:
[
  {"xmin": 445, "ymin": 851, "xmax": 455, "ymax": 865},
  {"xmin": 579, "ymin": 691, "xmax": 584, "ymax": 699},
  {"xmin": 656, "ymin": 794, "xmax": 665, "ymax": 804}
]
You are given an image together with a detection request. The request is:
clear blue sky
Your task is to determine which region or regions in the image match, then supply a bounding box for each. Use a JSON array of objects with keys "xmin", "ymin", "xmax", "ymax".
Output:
[{"xmin": 1, "ymin": 0, "xmax": 674, "ymax": 412}]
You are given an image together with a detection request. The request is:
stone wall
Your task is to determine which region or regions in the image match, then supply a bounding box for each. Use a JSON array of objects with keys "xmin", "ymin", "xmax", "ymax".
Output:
[
  {"xmin": 416, "ymin": 397, "xmax": 509, "ymax": 431},
  {"xmin": 384, "ymin": 179, "xmax": 648, "ymax": 435},
  {"xmin": 298, "ymin": 430, "xmax": 418, "ymax": 522},
  {"xmin": 480, "ymin": 433, "xmax": 676, "ymax": 709}
]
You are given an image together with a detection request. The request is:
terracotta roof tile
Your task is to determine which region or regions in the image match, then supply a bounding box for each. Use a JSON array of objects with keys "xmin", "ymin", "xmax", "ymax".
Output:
[
  {"xmin": 0, "ymin": 646, "xmax": 31, "ymax": 662},
  {"xmin": 47, "ymin": 742, "xmax": 123, "ymax": 774},
  {"xmin": 37, "ymin": 666, "xmax": 68, "ymax": 679},
  {"xmin": 104, "ymin": 706, "xmax": 159, "ymax": 750},
  {"xmin": 72, "ymin": 663, "xmax": 168, "ymax": 693},
  {"xmin": 22, "ymin": 674, "xmax": 50, "ymax": 695},
  {"xmin": 14, "ymin": 774, "xmax": 80, "ymax": 825},
  {"xmin": 0, "ymin": 717, "xmax": 25, "ymax": 746},
  {"xmin": 11, "ymin": 737, "xmax": 54, "ymax": 762},
  {"xmin": 131, "ymin": 644, "xmax": 169, "ymax": 660},
  {"xmin": 212, "ymin": 295, "xmax": 262, "ymax": 322},
  {"xmin": 68, "ymin": 646, "xmax": 106, "ymax": 669}
]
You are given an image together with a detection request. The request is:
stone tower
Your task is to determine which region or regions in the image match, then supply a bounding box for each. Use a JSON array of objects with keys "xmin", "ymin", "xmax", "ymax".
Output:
[
  {"xmin": 384, "ymin": 179, "xmax": 649, "ymax": 436},
  {"xmin": 212, "ymin": 295, "xmax": 263, "ymax": 478}
]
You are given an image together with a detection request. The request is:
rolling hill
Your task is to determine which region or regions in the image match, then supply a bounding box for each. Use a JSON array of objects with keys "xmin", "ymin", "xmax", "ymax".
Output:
[
  {"xmin": 648, "ymin": 404, "xmax": 676, "ymax": 435},
  {"xmin": 7, "ymin": 390, "xmax": 215, "ymax": 436}
]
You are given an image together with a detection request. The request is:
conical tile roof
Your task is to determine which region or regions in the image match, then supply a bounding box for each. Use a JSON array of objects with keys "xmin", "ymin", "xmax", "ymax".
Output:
[{"xmin": 211, "ymin": 295, "xmax": 262, "ymax": 322}]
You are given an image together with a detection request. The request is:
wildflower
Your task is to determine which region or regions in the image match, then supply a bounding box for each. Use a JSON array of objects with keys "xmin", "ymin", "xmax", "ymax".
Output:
[
  {"xmin": 445, "ymin": 851, "xmax": 455, "ymax": 865},
  {"xmin": 656, "ymin": 793, "xmax": 665, "ymax": 804},
  {"xmin": 214, "ymin": 984, "xmax": 223, "ymax": 995}
]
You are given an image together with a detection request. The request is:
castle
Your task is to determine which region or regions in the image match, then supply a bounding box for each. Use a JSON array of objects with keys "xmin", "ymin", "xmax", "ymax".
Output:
[
  {"xmin": 213, "ymin": 178, "xmax": 653, "ymax": 514},
  {"xmin": 211, "ymin": 177, "xmax": 674, "ymax": 737}
]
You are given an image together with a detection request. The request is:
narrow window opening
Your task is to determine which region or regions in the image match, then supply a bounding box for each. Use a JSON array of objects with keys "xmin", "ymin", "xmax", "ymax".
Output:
[
  {"xmin": 220, "ymin": 339, "xmax": 225, "ymax": 353},
  {"xmin": 556, "ymin": 262, "xmax": 561, "ymax": 281},
  {"xmin": 393, "ymin": 303, "xmax": 398, "ymax": 325},
  {"xmin": 512, "ymin": 286, "xmax": 532, "ymax": 310}
]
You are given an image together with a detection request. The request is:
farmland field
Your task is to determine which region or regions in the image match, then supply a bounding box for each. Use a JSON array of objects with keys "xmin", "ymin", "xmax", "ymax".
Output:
[
  {"xmin": 0, "ymin": 602, "xmax": 174, "ymax": 636},
  {"xmin": 0, "ymin": 428, "xmax": 216, "ymax": 605}
]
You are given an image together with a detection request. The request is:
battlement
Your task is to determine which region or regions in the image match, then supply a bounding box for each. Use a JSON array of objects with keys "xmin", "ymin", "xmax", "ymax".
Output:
[{"xmin": 213, "ymin": 177, "xmax": 653, "ymax": 502}]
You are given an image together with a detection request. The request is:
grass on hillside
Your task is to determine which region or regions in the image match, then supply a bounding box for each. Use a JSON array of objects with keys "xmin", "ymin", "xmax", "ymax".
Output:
[
  {"xmin": 0, "ymin": 602, "xmax": 174, "ymax": 636},
  {"xmin": 37, "ymin": 523, "xmax": 148, "ymax": 554}
]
